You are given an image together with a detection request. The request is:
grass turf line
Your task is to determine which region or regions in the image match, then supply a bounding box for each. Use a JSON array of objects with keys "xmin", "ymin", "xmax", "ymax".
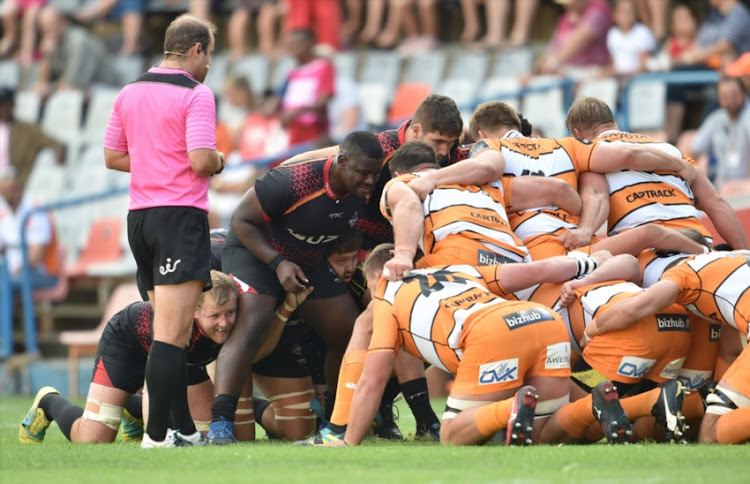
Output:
[{"xmin": 1, "ymin": 395, "xmax": 747, "ymax": 484}]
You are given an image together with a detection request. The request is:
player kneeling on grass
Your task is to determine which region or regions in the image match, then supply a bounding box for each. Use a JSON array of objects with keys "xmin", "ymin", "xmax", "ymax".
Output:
[{"xmin": 19, "ymin": 270, "xmax": 311, "ymax": 446}]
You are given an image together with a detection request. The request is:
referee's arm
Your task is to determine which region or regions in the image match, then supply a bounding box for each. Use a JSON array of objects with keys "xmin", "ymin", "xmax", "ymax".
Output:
[{"xmin": 104, "ymin": 148, "xmax": 131, "ymax": 172}]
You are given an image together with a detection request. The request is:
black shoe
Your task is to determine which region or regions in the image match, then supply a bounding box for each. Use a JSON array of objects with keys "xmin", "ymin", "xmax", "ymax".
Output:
[
  {"xmin": 651, "ymin": 380, "xmax": 688, "ymax": 443},
  {"xmin": 415, "ymin": 422, "xmax": 440, "ymax": 442},
  {"xmin": 372, "ymin": 402, "xmax": 403, "ymax": 440},
  {"xmin": 591, "ymin": 381, "xmax": 632, "ymax": 444}
]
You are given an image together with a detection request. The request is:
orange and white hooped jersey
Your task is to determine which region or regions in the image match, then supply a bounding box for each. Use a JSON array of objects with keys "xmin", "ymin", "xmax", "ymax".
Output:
[
  {"xmin": 594, "ymin": 131, "xmax": 711, "ymax": 240},
  {"xmin": 518, "ymin": 281, "xmax": 586, "ymax": 355},
  {"xmin": 637, "ymin": 249, "xmax": 692, "ymax": 288},
  {"xmin": 369, "ymin": 265, "xmax": 517, "ymax": 374},
  {"xmin": 380, "ymin": 173, "xmax": 529, "ymax": 263},
  {"xmin": 471, "ymin": 136, "xmax": 597, "ymax": 243},
  {"xmin": 661, "ymin": 250, "xmax": 750, "ymax": 336}
]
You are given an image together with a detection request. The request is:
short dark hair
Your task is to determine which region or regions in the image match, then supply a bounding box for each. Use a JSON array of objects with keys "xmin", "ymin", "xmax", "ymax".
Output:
[
  {"xmin": 164, "ymin": 14, "xmax": 217, "ymax": 56},
  {"xmin": 340, "ymin": 130, "xmax": 385, "ymax": 163},
  {"xmin": 363, "ymin": 243, "xmax": 395, "ymax": 276},
  {"xmin": 412, "ymin": 95, "xmax": 463, "ymax": 137},
  {"xmin": 388, "ymin": 141, "xmax": 438, "ymax": 176},
  {"xmin": 328, "ymin": 230, "xmax": 364, "ymax": 256},
  {"xmin": 518, "ymin": 112, "xmax": 533, "ymax": 137},
  {"xmin": 469, "ymin": 101, "xmax": 521, "ymax": 139}
]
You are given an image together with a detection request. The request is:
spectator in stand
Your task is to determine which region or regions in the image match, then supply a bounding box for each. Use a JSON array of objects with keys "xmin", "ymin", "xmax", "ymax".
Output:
[
  {"xmin": 538, "ymin": 0, "xmax": 613, "ymax": 78},
  {"xmin": 727, "ymin": 51, "xmax": 750, "ymax": 90},
  {"xmin": 0, "ymin": 0, "xmax": 45, "ymax": 67},
  {"xmin": 0, "ymin": 87, "xmax": 64, "ymax": 187},
  {"xmin": 632, "ymin": 0, "xmax": 670, "ymax": 44},
  {"xmin": 646, "ymin": 3, "xmax": 697, "ymax": 72},
  {"xmin": 73, "ymin": 0, "xmax": 145, "ymax": 56},
  {"xmin": 226, "ymin": 0, "xmax": 281, "ymax": 60},
  {"xmin": 284, "ymin": 0, "xmax": 341, "ymax": 52},
  {"xmin": 459, "ymin": 0, "xmax": 539, "ymax": 49},
  {"xmin": 358, "ymin": 0, "xmax": 438, "ymax": 54},
  {"xmin": 218, "ymin": 77, "xmax": 254, "ymax": 148},
  {"xmin": 33, "ymin": 6, "xmax": 119, "ymax": 97},
  {"xmin": 241, "ymin": 89, "xmax": 287, "ymax": 160},
  {"xmin": 665, "ymin": 1, "xmax": 750, "ymax": 144},
  {"xmin": 684, "ymin": 76, "xmax": 750, "ymax": 198},
  {"xmin": 269, "ymin": 29, "xmax": 335, "ymax": 148},
  {"xmin": 606, "ymin": 0, "xmax": 656, "ymax": 77},
  {"xmin": 0, "ymin": 166, "xmax": 61, "ymax": 300}
]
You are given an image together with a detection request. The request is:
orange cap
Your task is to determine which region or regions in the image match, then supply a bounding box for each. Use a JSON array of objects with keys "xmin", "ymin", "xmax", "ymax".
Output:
[{"xmin": 726, "ymin": 53, "xmax": 750, "ymax": 77}]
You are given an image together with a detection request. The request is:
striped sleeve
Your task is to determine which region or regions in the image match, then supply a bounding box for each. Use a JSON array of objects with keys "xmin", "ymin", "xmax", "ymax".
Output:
[
  {"xmin": 103, "ymin": 91, "xmax": 128, "ymax": 152},
  {"xmin": 186, "ymin": 85, "xmax": 217, "ymax": 152},
  {"xmin": 721, "ymin": 5, "xmax": 750, "ymax": 51}
]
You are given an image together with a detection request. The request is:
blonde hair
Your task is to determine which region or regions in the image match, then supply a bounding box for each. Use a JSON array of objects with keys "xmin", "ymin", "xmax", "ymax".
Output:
[
  {"xmin": 565, "ymin": 96, "xmax": 616, "ymax": 134},
  {"xmin": 469, "ymin": 101, "xmax": 521, "ymax": 140},
  {"xmin": 363, "ymin": 243, "xmax": 395, "ymax": 276},
  {"xmin": 199, "ymin": 270, "xmax": 238, "ymax": 308}
]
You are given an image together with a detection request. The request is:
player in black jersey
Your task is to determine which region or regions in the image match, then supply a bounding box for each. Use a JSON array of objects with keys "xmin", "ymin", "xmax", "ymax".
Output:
[{"xmin": 209, "ymin": 131, "xmax": 384, "ymax": 444}]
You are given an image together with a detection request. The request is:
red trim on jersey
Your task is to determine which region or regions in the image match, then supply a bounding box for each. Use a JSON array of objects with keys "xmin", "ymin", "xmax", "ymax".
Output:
[{"xmin": 398, "ymin": 119, "xmax": 411, "ymax": 145}]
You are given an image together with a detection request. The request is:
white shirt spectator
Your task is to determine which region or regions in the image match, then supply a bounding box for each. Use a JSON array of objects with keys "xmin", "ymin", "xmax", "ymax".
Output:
[
  {"xmin": 328, "ymin": 77, "xmax": 367, "ymax": 141},
  {"xmin": 607, "ymin": 23, "xmax": 656, "ymax": 74},
  {"xmin": 0, "ymin": 194, "xmax": 53, "ymax": 274}
]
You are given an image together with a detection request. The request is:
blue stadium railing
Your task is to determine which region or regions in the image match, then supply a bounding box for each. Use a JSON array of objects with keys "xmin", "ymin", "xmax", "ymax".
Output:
[{"xmin": 6, "ymin": 68, "xmax": 720, "ymax": 358}]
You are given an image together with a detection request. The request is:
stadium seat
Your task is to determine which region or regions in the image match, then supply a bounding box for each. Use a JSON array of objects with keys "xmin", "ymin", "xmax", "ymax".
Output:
[
  {"xmin": 478, "ymin": 76, "xmax": 521, "ymax": 110},
  {"xmin": 40, "ymin": 89, "xmax": 84, "ymax": 147},
  {"xmin": 25, "ymin": 149, "xmax": 66, "ymax": 206},
  {"xmin": 59, "ymin": 281, "xmax": 141, "ymax": 398},
  {"xmin": 13, "ymin": 90, "xmax": 41, "ymax": 124},
  {"xmin": 269, "ymin": 56, "xmax": 297, "ymax": 90},
  {"xmin": 386, "ymin": 82, "xmax": 433, "ymax": 127},
  {"xmin": 111, "ymin": 55, "xmax": 145, "ymax": 85},
  {"xmin": 401, "ymin": 50, "xmax": 447, "ymax": 88},
  {"xmin": 577, "ymin": 78, "xmax": 619, "ymax": 113},
  {"xmin": 0, "ymin": 60, "xmax": 21, "ymax": 89},
  {"xmin": 434, "ymin": 78, "xmax": 478, "ymax": 112},
  {"xmin": 359, "ymin": 51, "xmax": 402, "ymax": 96},
  {"xmin": 230, "ymin": 53, "xmax": 269, "ymax": 95},
  {"xmin": 203, "ymin": 51, "xmax": 229, "ymax": 95},
  {"xmin": 81, "ymin": 88, "xmax": 118, "ymax": 145},
  {"xmin": 357, "ymin": 82, "xmax": 389, "ymax": 128},
  {"xmin": 67, "ymin": 217, "xmax": 124, "ymax": 278},
  {"xmin": 626, "ymin": 80, "xmax": 666, "ymax": 131},
  {"xmin": 522, "ymin": 76, "xmax": 567, "ymax": 138},
  {"xmin": 333, "ymin": 51, "xmax": 359, "ymax": 80},
  {"xmin": 47, "ymin": 0, "xmax": 81, "ymax": 15},
  {"xmin": 445, "ymin": 49, "xmax": 489, "ymax": 87},
  {"xmin": 491, "ymin": 47, "xmax": 535, "ymax": 77}
]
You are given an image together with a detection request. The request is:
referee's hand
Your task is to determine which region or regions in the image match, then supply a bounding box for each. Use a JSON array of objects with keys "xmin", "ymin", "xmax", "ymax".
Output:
[{"xmin": 213, "ymin": 151, "xmax": 225, "ymax": 175}]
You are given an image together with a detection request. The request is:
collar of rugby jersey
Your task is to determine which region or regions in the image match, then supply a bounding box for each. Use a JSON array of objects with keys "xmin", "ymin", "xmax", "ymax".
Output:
[{"xmin": 323, "ymin": 156, "xmax": 350, "ymax": 201}]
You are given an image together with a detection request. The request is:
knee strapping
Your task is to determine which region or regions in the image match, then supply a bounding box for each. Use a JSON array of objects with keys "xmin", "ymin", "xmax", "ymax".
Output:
[
  {"xmin": 535, "ymin": 394, "xmax": 569, "ymax": 417},
  {"xmin": 442, "ymin": 397, "xmax": 493, "ymax": 420},
  {"xmin": 235, "ymin": 396, "xmax": 255, "ymax": 425},
  {"xmin": 81, "ymin": 399, "xmax": 124, "ymax": 431},
  {"xmin": 705, "ymin": 386, "xmax": 749, "ymax": 416},
  {"xmin": 269, "ymin": 389, "xmax": 316, "ymax": 420}
]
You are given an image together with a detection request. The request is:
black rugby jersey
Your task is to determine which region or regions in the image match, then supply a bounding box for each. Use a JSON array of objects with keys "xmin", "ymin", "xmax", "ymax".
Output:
[{"xmin": 255, "ymin": 156, "xmax": 367, "ymax": 270}]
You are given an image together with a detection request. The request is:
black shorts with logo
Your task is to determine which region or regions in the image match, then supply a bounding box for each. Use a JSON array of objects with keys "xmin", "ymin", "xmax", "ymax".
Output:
[
  {"xmin": 222, "ymin": 230, "xmax": 348, "ymax": 301},
  {"xmin": 127, "ymin": 206, "xmax": 211, "ymax": 294}
]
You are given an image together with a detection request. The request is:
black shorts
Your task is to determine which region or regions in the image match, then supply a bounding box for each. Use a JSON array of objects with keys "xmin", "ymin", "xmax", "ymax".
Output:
[
  {"xmin": 128, "ymin": 207, "xmax": 211, "ymax": 294},
  {"xmin": 92, "ymin": 319, "xmax": 148, "ymax": 394},
  {"xmin": 253, "ymin": 320, "xmax": 316, "ymax": 378},
  {"xmin": 222, "ymin": 232, "xmax": 348, "ymax": 300}
]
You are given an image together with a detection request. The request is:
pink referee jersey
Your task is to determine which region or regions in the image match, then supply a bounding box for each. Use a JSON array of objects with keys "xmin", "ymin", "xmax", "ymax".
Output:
[{"xmin": 104, "ymin": 67, "xmax": 217, "ymax": 212}]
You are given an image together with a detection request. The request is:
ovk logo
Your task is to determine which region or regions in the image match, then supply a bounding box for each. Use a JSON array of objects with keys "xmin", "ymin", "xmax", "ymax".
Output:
[
  {"xmin": 479, "ymin": 358, "xmax": 519, "ymax": 385},
  {"xmin": 617, "ymin": 356, "xmax": 656, "ymax": 378}
]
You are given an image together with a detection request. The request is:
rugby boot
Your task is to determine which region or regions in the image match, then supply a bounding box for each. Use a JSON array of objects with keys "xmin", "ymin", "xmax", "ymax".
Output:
[
  {"xmin": 121, "ymin": 408, "xmax": 144, "ymax": 442},
  {"xmin": 506, "ymin": 385, "xmax": 537, "ymax": 446},
  {"xmin": 697, "ymin": 380, "xmax": 718, "ymax": 411},
  {"xmin": 19, "ymin": 386, "xmax": 59, "ymax": 444},
  {"xmin": 415, "ymin": 421, "xmax": 441, "ymax": 442},
  {"xmin": 207, "ymin": 417, "xmax": 238, "ymax": 445},
  {"xmin": 592, "ymin": 381, "xmax": 632, "ymax": 444},
  {"xmin": 651, "ymin": 379, "xmax": 688, "ymax": 444},
  {"xmin": 372, "ymin": 401, "xmax": 403, "ymax": 440},
  {"xmin": 141, "ymin": 429, "xmax": 178, "ymax": 448},
  {"xmin": 173, "ymin": 429, "xmax": 209, "ymax": 447},
  {"xmin": 293, "ymin": 426, "xmax": 345, "ymax": 446}
]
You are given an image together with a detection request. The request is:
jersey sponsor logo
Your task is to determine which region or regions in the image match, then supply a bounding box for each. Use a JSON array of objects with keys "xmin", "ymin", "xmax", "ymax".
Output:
[
  {"xmin": 520, "ymin": 168, "xmax": 545, "ymax": 177},
  {"xmin": 617, "ymin": 356, "xmax": 656, "ymax": 378},
  {"xmin": 709, "ymin": 324, "xmax": 722, "ymax": 342},
  {"xmin": 329, "ymin": 212, "xmax": 344, "ymax": 219},
  {"xmin": 503, "ymin": 308, "xmax": 555, "ymax": 330},
  {"xmin": 409, "ymin": 270, "xmax": 471, "ymax": 297},
  {"xmin": 478, "ymin": 358, "xmax": 519, "ymax": 385},
  {"xmin": 655, "ymin": 314, "xmax": 690, "ymax": 332},
  {"xmin": 625, "ymin": 188, "xmax": 677, "ymax": 203},
  {"xmin": 443, "ymin": 289, "xmax": 493, "ymax": 309},
  {"xmin": 159, "ymin": 258, "xmax": 181, "ymax": 275},
  {"xmin": 659, "ymin": 357, "xmax": 686, "ymax": 379},
  {"xmin": 286, "ymin": 228, "xmax": 339, "ymax": 245},
  {"xmin": 348, "ymin": 211, "xmax": 360, "ymax": 228},
  {"xmin": 477, "ymin": 250, "xmax": 515, "ymax": 266},
  {"xmin": 545, "ymin": 342, "xmax": 571, "ymax": 369},
  {"xmin": 677, "ymin": 369, "xmax": 712, "ymax": 391},
  {"xmin": 470, "ymin": 212, "xmax": 503, "ymax": 224}
]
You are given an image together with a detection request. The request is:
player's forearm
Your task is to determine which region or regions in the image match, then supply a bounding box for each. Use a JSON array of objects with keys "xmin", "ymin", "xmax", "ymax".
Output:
[
  {"xmin": 576, "ymin": 187, "xmax": 608, "ymax": 237},
  {"xmin": 628, "ymin": 145, "xmax": 688, "ymax": 174},
  {"xmin": 424, "ymin": 154, "xmax": 502, "ymax": 187},
  {"xmin": 391, "ymin": 198, "xmax": 424, "ymax": 255},
  {"xmin": 343, "ymin": 373, "xmax": 387, "ymax": 446},
  {"xmin": 570, "ymin": 254, "xmax": 641, "ymax": 290}
]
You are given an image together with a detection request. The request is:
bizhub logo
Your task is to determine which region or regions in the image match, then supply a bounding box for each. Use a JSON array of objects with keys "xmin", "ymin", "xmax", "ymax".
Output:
[
  {"xmin": 656, "ymin": 314, "xmax": 690, "ymax": 332},
  {"xmin": 709, "ymin": 324, "xmax": 722, "ymax": 342},
  {"xmin": 479, "ymin": 358, "xmax": 519, "ymax": 385},
  {"xmin": 478, "ymin": 250, "xmax": 514, "ymax": 266},
  {"xmin": 617, "ymin": 356, "xmax": 656, "ymax": 378},
  {"xmin": 503, "ymin": 308, "xmax": 554, "ymax": 330}
]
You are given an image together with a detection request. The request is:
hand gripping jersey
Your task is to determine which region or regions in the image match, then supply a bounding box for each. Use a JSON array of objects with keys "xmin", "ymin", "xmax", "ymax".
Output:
[
  {"xmin": 256, "ymin": 156, "xmax": 367, "ymax": 270},
  {"xmin": 470, "ymin": 137, "xmax": 597, "ymax": 249},
  {"xmin": 661, "ymin": 250, "xmax": 750, "ymax": 336},
  {"xmin": 594, "ymin": 131, "xmax": 712, "ymax": 241},
  {"xmin": 380, "ymin": 172, "xmax": 529, "ymax": 264}
]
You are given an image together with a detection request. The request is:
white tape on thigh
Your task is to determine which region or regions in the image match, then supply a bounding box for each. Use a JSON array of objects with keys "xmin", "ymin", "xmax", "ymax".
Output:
[
  {"xmin": 705, "ymin": 385, "xmax": 750, "ymax": 416},
  {"xmin": 442, "ymin": 397, "xmax": 494, "ymax": 420},
  {"xmin": 82, "ymin": 399, "xmax": 124, "ymax": 431}
]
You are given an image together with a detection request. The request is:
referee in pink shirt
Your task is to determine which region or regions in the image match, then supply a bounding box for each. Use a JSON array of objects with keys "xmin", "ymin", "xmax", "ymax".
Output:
[{"xmin": 104, "ymin": 14, "xmax": 224, "ymax": 448}]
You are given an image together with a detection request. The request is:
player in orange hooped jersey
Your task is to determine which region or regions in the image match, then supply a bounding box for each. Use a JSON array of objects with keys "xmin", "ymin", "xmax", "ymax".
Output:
[
  {"xmin": 589, "ymin": 250, "xmax": 750, "ymax": 444},
  {"xmin": 565, "ymin": 96, "xmax": 748, "ymax": 251}
]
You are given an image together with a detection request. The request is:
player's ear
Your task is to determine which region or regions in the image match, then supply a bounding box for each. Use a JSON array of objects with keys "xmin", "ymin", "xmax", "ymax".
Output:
[{"xmin": 411, "ymin": 122, "xmax": 422, "ymax": 139}]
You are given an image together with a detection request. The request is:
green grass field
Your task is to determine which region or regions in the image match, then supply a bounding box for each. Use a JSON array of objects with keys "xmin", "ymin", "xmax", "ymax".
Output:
[{"xmin": 1, "ymin": 395, "xmax": 747, "ymax": 484}]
